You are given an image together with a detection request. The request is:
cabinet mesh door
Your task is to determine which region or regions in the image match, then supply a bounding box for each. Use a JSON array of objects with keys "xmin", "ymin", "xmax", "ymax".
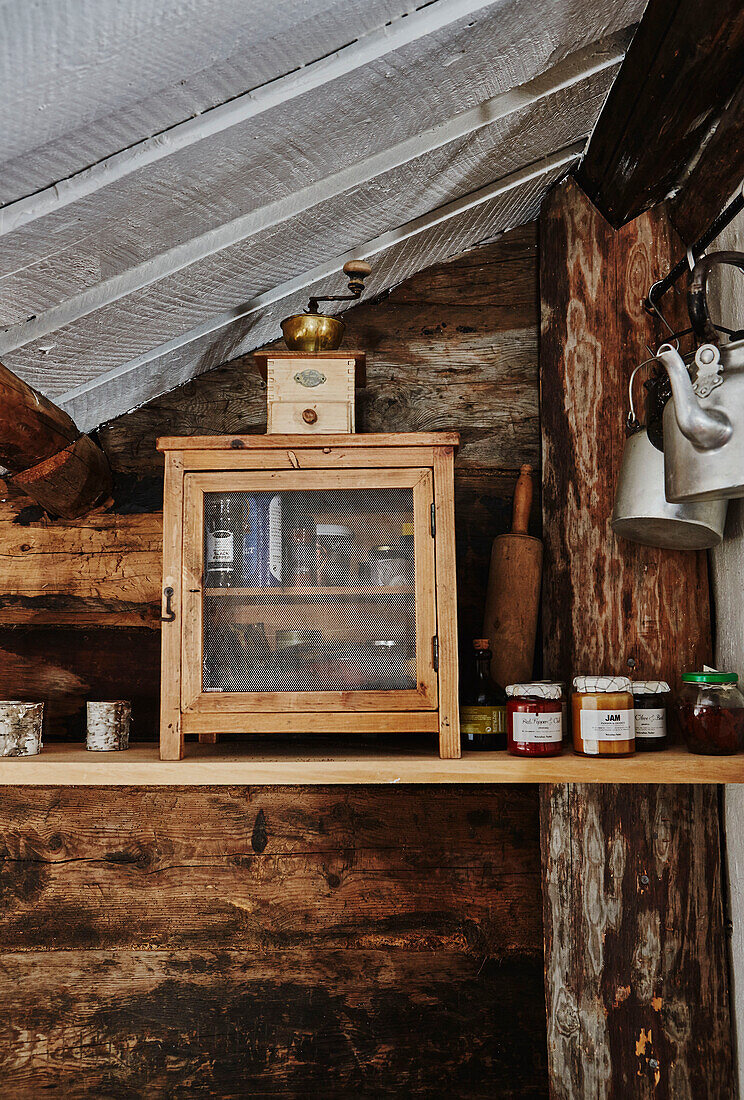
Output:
[{"xmin": 202, "ymin": 488, "xmax": 418, "ymax": 693}]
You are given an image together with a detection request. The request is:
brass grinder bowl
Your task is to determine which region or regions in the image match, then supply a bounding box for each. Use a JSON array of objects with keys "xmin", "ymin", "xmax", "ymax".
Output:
[{"xmin": 281, "ymin": 313, "xmax": 345, "ymax": 352}]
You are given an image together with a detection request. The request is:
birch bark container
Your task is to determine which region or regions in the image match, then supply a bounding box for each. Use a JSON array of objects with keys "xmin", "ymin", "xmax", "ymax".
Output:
[
  {"xmin": 86, "ymin": 701, "xmax": 131, "ymax": 751},
  {"xmin": 0, "ymin": 701, "xmax": 44, "ymax": 756}
]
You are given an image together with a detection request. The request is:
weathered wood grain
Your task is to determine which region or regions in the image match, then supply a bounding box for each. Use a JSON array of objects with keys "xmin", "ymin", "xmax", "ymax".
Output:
[
  {"xmin": 0, "ymin": 784, "xmax": 542, "ymax": 956},
  {"xmin": 7, "ymin": 432, "xmax": 113, "ymax": 521},
  {"xmin": 540, "ymin": 178, "xmax": 711, "ymax": 689},
  {"xmin": 0, "ymin": 497, "xmax": 161, "ymax": 627},
  {"xmin": 0, "ymin": 627, "xmax": 160, "ymax": 740},
  {"xmin": 538, "ymin": 177, "xmax": 730, "ymax": 1099},
  {"xmin": 0, "ymin": 359, "xmax": 77, "ymax": 471},
  {"xmin": 0, "ymin": 948, "xmax": 548, "ymax": 1099},
  {"xmin": 540, "ymin": 784, "xmax": 734, "ymax": 1100},
  {"xmin": 576, "ymin": 0, "xmax": 744, "ymax": 228},
  {"xmin": 670, "ymin": 77, "xmax": 744, "ymax": 245}
]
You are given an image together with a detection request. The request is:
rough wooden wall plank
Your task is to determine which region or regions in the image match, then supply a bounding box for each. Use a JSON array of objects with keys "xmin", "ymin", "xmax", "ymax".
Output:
[
  {"xmin": 0, "ymin": 626, "xmax": 160, "ymax": 739},
  {"xmin": 0, "ymin": 948, "xmax": 548, "ymax": 1097},
  {"xmin": 0, "ymin": 785, "xmax": 543, "ymax": 955},
  {"xmin": 0, "ymin": 500, "xmax": 161, "ymax": 627}
]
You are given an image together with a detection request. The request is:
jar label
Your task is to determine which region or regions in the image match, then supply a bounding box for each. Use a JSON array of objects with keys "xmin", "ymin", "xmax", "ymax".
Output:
[
  {"xmin": 206, "ymin": 531, "xmax": 233, "ymax": 566},
  {"xmin": 513, "ymin": 711, "xmax": 563, "ymax": 743},
  {"xmin": 461, "ymin": 706, "xmax": 506, "ymax": 738},
  {"xmin": 635, "ymin": 708, "xmax": 666, "ymax": 739},
  {"xmin": 580, "ymin": 709, "xmax": 634, "ymax": 741}
]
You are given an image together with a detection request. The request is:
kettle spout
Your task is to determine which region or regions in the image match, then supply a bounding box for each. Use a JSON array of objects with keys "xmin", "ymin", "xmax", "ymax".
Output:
[{"xmin": 657, "ymin": 343, "xmax": 732, "ymax": 451}]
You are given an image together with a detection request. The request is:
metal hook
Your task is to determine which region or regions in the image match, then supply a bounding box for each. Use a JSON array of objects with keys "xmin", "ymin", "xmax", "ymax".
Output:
[{"xmin": 643, "ymin": 295, "xmax": 680, "ymax": 348}]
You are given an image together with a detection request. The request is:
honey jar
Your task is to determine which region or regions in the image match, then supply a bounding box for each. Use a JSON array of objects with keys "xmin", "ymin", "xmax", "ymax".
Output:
[{"xmin": 572, "ymin": 675, "xmax": 635, "ymax": 756}]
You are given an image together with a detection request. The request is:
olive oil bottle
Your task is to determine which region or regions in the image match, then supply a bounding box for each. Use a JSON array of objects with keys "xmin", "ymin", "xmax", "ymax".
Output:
[{"xmin": 461, "ymin": 638, "xmax": 507, "ymax": 750}]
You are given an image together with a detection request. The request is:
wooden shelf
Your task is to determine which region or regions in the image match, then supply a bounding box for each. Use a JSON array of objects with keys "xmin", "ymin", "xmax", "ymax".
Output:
[
  {"xmin": 204, "ymin": 586, "xmax": 415, "ymax": 598},
  {"xmin": 0, "ymin": 743, "xmax": 741, "ymax": 786}
]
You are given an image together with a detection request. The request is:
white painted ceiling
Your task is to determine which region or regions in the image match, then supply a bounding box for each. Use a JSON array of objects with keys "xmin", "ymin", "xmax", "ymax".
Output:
[{"xmin": 0, "ymin": 0, "xmax": 649, "ymax": 430}]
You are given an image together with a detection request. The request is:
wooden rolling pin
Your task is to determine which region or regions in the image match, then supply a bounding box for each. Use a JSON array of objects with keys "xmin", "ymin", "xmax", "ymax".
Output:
[{"xmin": 483, "ymin": 464, "xmax": 543, "ymax": 688}]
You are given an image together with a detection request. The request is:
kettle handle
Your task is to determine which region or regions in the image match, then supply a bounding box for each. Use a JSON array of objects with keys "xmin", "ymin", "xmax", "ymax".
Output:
[{"xmin": 688, "ymin": 250, "xmax": 744, "ymax": 344}]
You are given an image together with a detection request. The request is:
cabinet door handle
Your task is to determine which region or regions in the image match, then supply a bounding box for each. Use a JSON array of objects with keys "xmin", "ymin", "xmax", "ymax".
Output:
[{"xmin": 160, "ymin": 586, "xmax": 176, "ymax": 622}]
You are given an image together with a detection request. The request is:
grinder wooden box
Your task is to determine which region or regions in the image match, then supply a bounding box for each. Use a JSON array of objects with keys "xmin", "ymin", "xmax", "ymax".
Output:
[
  {"xmin": 254, "ymin": 351, "xmax": 366, "ymax": 434},
  {"xmin": 157, "ymin": 433, "xmax": 460, "ymax": 761}
]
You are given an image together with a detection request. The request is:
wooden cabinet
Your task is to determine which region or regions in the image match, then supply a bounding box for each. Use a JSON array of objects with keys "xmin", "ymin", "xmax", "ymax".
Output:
[{"xmin": 157, "ymin": 434, "xmax": 460, "ymax": 760}]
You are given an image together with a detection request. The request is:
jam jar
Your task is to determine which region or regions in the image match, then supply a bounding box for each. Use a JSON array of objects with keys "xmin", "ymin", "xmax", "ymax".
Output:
[
  {"xmin": 572, "ymin": 675, "xmax": 635, "ymax": 757},
  {"xmin": 676, "ymin": 672, "xmax": 744, "ymax": 756},
  {"xmin": 632, "ymin": 681, "xmax": 670, "ymax": 751},
  {"xmin": 506, "ymin": 682, "xmax": 563, "ymax": 757}
]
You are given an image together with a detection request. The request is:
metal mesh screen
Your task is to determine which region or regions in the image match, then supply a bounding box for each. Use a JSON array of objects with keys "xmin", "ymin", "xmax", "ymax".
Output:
[{"xmin": 203, "ymin": 488, "xmax": 417, "ymax": 693}]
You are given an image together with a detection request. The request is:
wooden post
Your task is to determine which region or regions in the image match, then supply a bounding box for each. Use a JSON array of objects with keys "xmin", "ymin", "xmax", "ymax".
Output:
[
  {"xmin": 539, "ymin": 178, "xmax": 734, "ymax": 1098},
  {"xmin": 0, "ymin": 360, "xmax": 112, "ymax": 518}
]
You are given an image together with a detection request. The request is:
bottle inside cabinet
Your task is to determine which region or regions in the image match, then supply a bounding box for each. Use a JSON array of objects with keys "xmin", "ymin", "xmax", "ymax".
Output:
[{"xmin": 202, "ymin": 487, "xmax": 418, "ymax": 694}]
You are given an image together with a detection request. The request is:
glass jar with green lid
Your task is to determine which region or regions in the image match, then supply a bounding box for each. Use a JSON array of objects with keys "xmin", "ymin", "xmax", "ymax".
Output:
[{"xmin": 676, "ymin": 672, "xmax": 744, "ymax": 755}]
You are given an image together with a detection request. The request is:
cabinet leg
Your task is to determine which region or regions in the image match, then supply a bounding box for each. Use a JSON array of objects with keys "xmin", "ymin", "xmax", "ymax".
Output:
[{"xmin": 160, "ymin": 716, "xmax": 184, "ymax": 760}]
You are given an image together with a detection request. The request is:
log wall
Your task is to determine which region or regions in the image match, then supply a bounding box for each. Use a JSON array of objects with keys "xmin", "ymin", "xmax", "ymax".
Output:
[{"xmin": 0, "ymin": 227, "xmax": 548, "ymax": 1095}]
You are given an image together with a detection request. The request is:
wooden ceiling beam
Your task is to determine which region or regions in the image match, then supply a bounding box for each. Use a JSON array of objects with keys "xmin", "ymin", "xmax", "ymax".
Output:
[
  {"xmin": 670, "ymin": 79, "xmax": 744, "ymax": 244},
  {"xmin": 575, "ymin": 0, "xmax": 744, "ymax": 228},
  {"xmin": 0, "ymin": 360, "xmax": 111, "ymax": 518}
]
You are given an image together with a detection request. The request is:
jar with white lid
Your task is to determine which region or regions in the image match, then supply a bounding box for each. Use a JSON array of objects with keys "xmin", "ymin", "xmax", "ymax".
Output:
[
  {"xmin": 572, "ymin": 675, "xmax": 635, "ymax": 757},
  {"xmin": 632, "ymin": 681, "xmax": 670, "ymax": 751},
  {"xmin": 506, "ymin": 682, "xmax": 563, "ymax": 757}
]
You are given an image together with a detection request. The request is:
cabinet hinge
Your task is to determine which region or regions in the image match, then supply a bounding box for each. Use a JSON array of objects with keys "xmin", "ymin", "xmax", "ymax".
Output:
[
  {"xmin": 430, "ymin": 502, "xmax": 436, "ymax": 538},
  {"xmin": 432, "ymin": 635, "xmax": 439, "ymax": 672}
]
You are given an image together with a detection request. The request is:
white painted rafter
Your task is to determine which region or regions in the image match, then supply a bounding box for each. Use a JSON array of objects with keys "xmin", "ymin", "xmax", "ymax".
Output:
[
  {"xmin": 56, "ymin": 143, "xmax": 582, "ymax": 416},
  {"xmin": 0, "ymin": 39, "xmax": 622, "ymax": 355},
  {"xmin": 0, "ymin": 0, "xmax": 500, "ymax": 236}
]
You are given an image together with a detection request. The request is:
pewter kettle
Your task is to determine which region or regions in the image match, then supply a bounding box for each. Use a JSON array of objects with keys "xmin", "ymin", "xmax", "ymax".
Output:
[
  {"xmin": 656, "ymin": 251, "xmax": 744, "ymax": 503},
  {"xmin": 611, "ymin": 364, "xmax": 727, "ymax": 549}
]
